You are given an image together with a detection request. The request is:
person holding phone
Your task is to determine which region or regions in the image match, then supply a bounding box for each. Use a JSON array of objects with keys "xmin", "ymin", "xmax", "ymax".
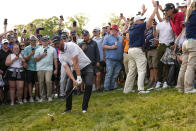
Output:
[
  {"xmin": 34, "ymin": 36, "xmax": 58, "ymax": 102},
  {"xmin": 102, "ymin": 24, "xmax": 123, "ymax": 91},
  {"xmin": 23, "ymin": 36, "xmax": 39, "ymax": 102},
  {"xmin": 5, "ymin": 44, "xmax": 26, "ymax": 106}
]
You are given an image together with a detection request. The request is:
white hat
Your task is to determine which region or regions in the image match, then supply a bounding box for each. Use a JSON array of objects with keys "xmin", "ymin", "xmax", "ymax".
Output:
[
  {"xmin": 179, "ymin": 1, "xmax": 187, "ymax": 7},
  {"xmin": 1, "ymin": 39, "xmax": 9, "ymax": 44},
  {"xmin": 93, "ymin": 27, "xmax": 100, "ymax": 32},
  {"xmin": 134, "ymin": 15, "xmax": 146, "ymax": 23}
]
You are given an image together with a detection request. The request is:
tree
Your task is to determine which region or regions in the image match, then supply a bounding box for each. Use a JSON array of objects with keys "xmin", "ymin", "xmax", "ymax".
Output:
[
  {"xmin": 14, "ymin": 16, "xmax": 65, "ymax": 38},
  {"xmin": 64, "ymin": 14, "xmax": 89, "ymax": 35}
]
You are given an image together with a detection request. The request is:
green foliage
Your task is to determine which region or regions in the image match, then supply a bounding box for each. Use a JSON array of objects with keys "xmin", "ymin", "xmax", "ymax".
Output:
[
  {"xmin": 64, "ymin": 14, "xmax": 89, "ymax": 35},
  {"xmin": 1, "ymin": 88, "xmax": 196, "ymax": 130},
  {"xmin": 14, "ymin": 14, "xmax": 88, "ymax": 38}
]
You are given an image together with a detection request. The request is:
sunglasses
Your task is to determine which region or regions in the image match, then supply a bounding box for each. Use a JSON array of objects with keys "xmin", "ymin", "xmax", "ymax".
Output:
[
  {"xmin": 20, "ymin": 45, "xmax": 25, "ymax": 47},
  {"xmin": 31, "ymin": 40, "xmax": 36, "ymax": 42}
]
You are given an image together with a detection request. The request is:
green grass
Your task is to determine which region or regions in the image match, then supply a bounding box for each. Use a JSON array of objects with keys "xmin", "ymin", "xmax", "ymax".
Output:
[{"xmin": 1, "ymin": 88, "xmax": 196, "ymax": 131}]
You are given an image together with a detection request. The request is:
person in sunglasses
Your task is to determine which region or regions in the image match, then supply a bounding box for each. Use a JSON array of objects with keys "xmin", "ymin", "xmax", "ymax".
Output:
[{"xmin": 23, "ymin": 36, "xmax": 40, "ymax": 102}]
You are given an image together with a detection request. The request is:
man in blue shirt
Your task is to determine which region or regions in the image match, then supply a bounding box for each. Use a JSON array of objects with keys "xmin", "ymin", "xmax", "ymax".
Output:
[
  {"xmin": 124, "ymin": 3, "xmax": 158, "ymax": 94},
  {"xmin": 24, "ymin": 36, "xmax": 39, "ymax": 102},
  {"xmin": 102, "ymin": 24, "xmax": 123, "ymax": 91},
  {"xmin": 177, "ymin": 2, "xmax": 196, "ymax": 93}
]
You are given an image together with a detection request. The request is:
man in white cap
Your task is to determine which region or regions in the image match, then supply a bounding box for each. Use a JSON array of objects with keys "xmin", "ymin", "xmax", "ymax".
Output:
[{"xmin": 123, "ymin": 1, "xmax": 158, "ymax": 94}]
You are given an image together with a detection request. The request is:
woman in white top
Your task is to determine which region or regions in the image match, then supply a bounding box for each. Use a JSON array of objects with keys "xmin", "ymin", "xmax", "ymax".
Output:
[{"xmin": 5, "ymin": 44, "xmax": 26, "ymax": 106}]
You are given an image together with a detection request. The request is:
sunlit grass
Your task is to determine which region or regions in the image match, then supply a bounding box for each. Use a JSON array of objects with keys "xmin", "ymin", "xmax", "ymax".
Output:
[{"xmin": 1, "ymin": 88, "xmax": 196, "ymax": 131}]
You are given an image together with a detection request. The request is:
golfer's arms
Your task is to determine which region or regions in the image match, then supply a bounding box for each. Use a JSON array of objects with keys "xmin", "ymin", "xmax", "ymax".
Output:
[
  {"xmin": 64, "ymin": 64, "xmax": 75, "ymax": 81},
  {"xmin": 72, "ymin": 55, "xmax": 81, "ymax": 76}
]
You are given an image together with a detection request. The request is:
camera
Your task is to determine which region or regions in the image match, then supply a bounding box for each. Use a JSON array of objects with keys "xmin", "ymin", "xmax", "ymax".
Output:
[
  {"xmin": 16, "ymin": 54, "xmax": 19, "ymax": 57},
  {"xmin": 4, "ymin": 19, "xmax": 7, "ymax": 25},
  {"xmin": 32, "ymin": 48, "xmax": 35, "ymax": 51}
]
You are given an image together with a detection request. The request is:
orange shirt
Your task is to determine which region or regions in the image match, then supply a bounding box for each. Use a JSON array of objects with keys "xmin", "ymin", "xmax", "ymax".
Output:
[{"xmin": 123, "ymin": 33, "xmax": 129, "ymax": 53}]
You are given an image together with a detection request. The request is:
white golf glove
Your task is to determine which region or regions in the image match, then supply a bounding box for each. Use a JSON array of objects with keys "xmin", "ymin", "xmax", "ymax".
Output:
[{"xmin": 76, "ymin": 76, "xmax": 82, "ymax": 85}]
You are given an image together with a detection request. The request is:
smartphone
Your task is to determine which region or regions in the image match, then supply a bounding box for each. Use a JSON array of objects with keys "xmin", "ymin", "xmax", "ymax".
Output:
[
  {"xmin": 23, "ymin": 30, "xmax": 27, "ymax": 34},
  {"xmin": 60, "ymin": 15, "xmax": 64, "ymax": 21},
  {"xmin": 4, "ymin": 19, "xmax": 7, "ymax": 25},
  {"xmin": 156, "ymin": 1, "xmax": 159, "ymax": 6},
  {"xmin": 120, "ymin": 13, "xmax": 123, "ymax": 17},
  {"xmin": 73, "ymin": 21, "xmax": 77, "ymax": 27},
  {"xmin": 30, "ymin": 23, "xmax": 33, "ymax": 28},
  {"xmin": 73, "ymin": 36, "xmax": 77, "ymax": 43},
  {"xmin": 44, "ymin": 49, "xmax": 47, "ymax": 53}
]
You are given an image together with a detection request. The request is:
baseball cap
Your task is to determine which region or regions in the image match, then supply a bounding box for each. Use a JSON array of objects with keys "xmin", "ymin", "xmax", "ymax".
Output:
[
  {"xmin": 70, "ymin": 30, "xmax": 76, "ymax": 35},
  {"xmin": 163, "ymin": 3, "xmax": 175, "ymax": 11},
  {"xmin": 111, "ymin": 24, "xmax": 119, "ymax": 31},
  {"xmin": 93, "ymin": 27, "xmax": 100, "ymax": 32},
  {"xmin": 30, "ymin": 35, "xmax": 37, "ymax": 40},
  {"xmin": 41, "ymin": 36, "xmax": 49, "ymax": 42},
  {"xmin": 179, "ymin": 1, "xmax": 187, "ymax": 7},
  {"xmin": 133, "ymin": 15, "xmax": 146, "ymax": 23},
  {"xmin": 61, "ymin": 34, "xmax": 68, "ymax": 39},
  {"xmin": 2, "ymin": 39, "xmax": 9, "ymax": 44},
  {"xmin": 52, "ymin": 36, "xmax": 61, "ymax": 44},
  {"xmin": 82, "ymin": 30, "xmax": 89, "ymax": 36}
]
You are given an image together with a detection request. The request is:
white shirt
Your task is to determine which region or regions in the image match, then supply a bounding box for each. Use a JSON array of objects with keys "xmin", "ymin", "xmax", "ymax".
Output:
[
  {"xmin": 8, "ymin": 54, "xmax": 23, "ymax": 71},
  {"xmin": 59, "ymin": 42, "xmax": 91, "ymax": 70},
  {"xmin": 156, "ymin": 21, "xmax": 175, "ymax": 46}
]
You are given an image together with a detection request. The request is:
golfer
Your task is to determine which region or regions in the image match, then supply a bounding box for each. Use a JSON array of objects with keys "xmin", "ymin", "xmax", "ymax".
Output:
[{"xmin": 52, "ymin": 36, "xmax": 93, "ymax": 113}]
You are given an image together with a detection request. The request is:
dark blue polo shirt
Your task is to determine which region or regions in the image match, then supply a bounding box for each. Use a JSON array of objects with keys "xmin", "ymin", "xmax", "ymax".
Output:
[
  {"xmin": 129, "ymin": 22, "xmax": 146, "ymax": 47},
  {"xmin": 186, "ymin": 10, "xmax": 196, "ymax": 39}
]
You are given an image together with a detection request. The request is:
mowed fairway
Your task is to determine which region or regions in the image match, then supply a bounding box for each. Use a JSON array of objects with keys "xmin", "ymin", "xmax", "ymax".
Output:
[{"xmin": 1, "ymin": 88, "xmax": 196, "ymax": 131}]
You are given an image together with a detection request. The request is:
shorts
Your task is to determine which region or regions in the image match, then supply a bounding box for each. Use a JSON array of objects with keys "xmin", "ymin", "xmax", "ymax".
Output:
[
  {"xmin": 147, "ymin": 49, "xmax": 158, "ymax": 69},
  {"xmin": 26, "ymin": 70, "xmax": 38, "ymax": 83},
  {"xmin": 6, "ymin": 70, "xmax": 25, "ymax": 81},
  {"xmin": 93, "ymin": 62, "xmax": 106, "ymax": 75}
]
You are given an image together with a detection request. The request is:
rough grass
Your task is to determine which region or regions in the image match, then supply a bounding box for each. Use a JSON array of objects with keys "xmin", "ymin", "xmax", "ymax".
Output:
[{"xmin": 1, "ymin": 88, "xmax": 196, "ymax": 131}]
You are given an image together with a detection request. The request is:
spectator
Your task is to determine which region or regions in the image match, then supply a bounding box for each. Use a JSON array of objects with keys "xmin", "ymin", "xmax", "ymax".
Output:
[
  {"xmin": 0, "ymin": 39, "xmax": 12, "ymax": 104},
  {"xmin": 177, "ymin": 1, "xmax": 196, "ymax": 93},
  {"xmin": 34, "ymin": 36, "xmax": 58, "ymax": 102},
  {"xmin": 123, "ymin": 1, "xmax": 157, "ymax": 94},
  {"xmin": 155, "ymin": 9, "xmax": 175, "ymax": 89},
  {"xmin": 80, "ymin": 29, "xmax": 100, "ymax": 92},
  {"xmin": 92, "ymin": 27, "xmax": 106, "ymax": 89},
  {"xmin": 53, "ymin": 36, "xmax": 93, "ymax": 113},
  {"xmin": 24, "ymin": 36, "xmax": 40, "ymax": 102},
  {"xmin": 5, "ymin": 44, "xmax": 26, "ymax": 105},
  {"xmin": 144, "ymin": 20, "xmax": 158, "ymax": 87},
  {"xmin": 59, "ymin": 33, "xmax": 69, "ymax": 98},
  {"xmin": 102, "ymin": 24, "xmax": 123, "ymax": 91}
]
